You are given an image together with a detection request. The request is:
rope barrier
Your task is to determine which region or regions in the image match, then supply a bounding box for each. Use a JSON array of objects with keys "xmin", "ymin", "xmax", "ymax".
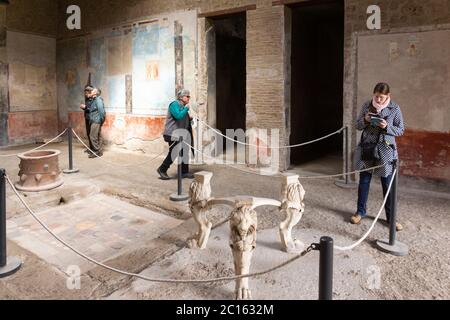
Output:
[
  {"xmin": 71, "ymin": 129, "xmax": 175, "ymax": 168},
  {"xmin": 297, "ymin": 165, "xmax": 385, "ymax": 179},
  {"xmin": 3, "ymin": 150, "xmax": 395, "ymax": 284},
  {"xmin": 0, "ymin": 129, "xmax": 68, "ymax": 158},
  {"xmin": 184, "ymin": 140, "xmax": 386, "ymax": 179},
  {"xmin": 6, "ymin": 174, "xmax": 314, "ymax": 283},
  {"xmin": 333, "ymin": 168, "xmax": 397, "ymax": 251},
  {"xmin": 1, "ymin": 124, "xmax": 396, "ymax": 284},
  {"xmin": 197, "ymin": 118, "xmax": 345, "ymax": 149}
]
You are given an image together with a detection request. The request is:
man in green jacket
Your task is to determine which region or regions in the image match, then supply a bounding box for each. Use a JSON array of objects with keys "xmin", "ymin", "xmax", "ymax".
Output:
[
  {"xmin": 87, "ymin": 88, "xmax": 106, "ymax": 158},
  {"xmin": 157, "ymin": 89, "xmax": 194, "ymax": 180}
]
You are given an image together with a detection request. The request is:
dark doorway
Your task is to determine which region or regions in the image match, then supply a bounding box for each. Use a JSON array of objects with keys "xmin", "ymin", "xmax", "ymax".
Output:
[
  {"xmin": 290, "ymin": 0, "xmax": 344, "ymax": 165},
  {"xmin": 211, "ymin": 13, "xmax": 246, "ymax": 151}
]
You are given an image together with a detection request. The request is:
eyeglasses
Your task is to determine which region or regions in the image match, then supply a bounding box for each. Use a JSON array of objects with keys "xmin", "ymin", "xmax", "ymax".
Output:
[{"xmin": 186, "ymin": 96, "xmax": 191, "ymax": 98}]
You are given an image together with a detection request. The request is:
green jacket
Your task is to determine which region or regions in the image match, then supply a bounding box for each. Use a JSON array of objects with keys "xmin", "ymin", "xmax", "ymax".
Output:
[
  {"xmin": 163, "ymin": 100, "xmax": 190, "ymax": 138},
  {"xmin": 88, "ymin": 96, "xmax": 106, "ymax": 124}
]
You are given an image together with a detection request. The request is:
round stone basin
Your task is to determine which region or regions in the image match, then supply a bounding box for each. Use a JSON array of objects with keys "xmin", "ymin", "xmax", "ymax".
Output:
[{"xmin": 15, "ymin": 149, "xmax": 64, "ymax": 192}]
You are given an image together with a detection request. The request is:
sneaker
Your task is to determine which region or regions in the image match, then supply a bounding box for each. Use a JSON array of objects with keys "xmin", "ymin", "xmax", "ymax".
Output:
[
  {"xmin": 350, "ymin": 214, "xmax": 363, "ymax": 225},
  {"xmin": 157, "ymin": 167, "xmax": 170, "ymax": 180},
  {"xmin": 182, "ymin": 172, "xmax": 195, "ymax": 179}
]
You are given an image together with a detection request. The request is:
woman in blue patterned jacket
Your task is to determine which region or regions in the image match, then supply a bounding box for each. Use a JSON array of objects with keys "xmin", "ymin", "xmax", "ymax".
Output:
[{"xmin": 351, "ymin": 83, "xmax": 405, "ymax": 231}]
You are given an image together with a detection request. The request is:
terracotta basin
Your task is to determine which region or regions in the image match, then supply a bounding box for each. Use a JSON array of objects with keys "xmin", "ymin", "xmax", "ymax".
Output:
[{"xmin": 15, "ymin": 150, "xmax": 64, "ymax": 192}]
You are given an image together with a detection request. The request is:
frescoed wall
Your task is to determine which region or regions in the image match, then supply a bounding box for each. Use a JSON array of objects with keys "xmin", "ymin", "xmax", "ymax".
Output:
[
  {"xmin": 57, "ymin": 11, "xmax": 197, "ymax": 143},
  {"xmin": 7, "ymin": 31, "xmax": 58, "ymax": 144}
]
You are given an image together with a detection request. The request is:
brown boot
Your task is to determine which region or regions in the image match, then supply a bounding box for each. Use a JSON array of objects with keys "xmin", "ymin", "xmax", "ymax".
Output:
[{"xmin": 350, "ymin": 214, "xmax": 363, "ymax": 225}]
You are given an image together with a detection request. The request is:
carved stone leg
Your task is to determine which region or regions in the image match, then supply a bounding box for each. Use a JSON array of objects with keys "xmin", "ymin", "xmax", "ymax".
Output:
[
  {"xmin": 188, "ymin": 172, "xmax": 213, "ymax": 249},
  {"xmin": 232, "ymin": 249, "xmax": 253, "ymax": 300},
  {"xmin": 280, "ymin": 174, "xmax": 306, "ymax": 253},
  {"xmin": 188, "ymin": 206, "xmax": 213, "ymax": 249},
  {"xmin": 229, "ymin": 200, "xmax": 257, "ymax": 300},
  {"xmin": 279, "ymin": 208, "xmax": 304, "ymax": 253}
]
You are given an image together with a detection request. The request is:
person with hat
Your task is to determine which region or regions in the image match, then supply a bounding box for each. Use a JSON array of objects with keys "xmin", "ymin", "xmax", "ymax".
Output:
[
  {"xmin": 157, "ymin": 89, "xmax": 194, "ymax": 180},
  {"xmin": 80, "ymin": 87, "xmax": 106, "ymax": 158},
  {"xmin": 80, "ymin": 86, "xmax": 95, "ymax": 154}
]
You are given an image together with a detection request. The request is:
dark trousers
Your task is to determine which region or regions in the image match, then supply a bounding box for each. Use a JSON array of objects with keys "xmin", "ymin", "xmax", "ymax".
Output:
[
  {"xmin": 160, "ymin": 136, "xmax": 189, "ymax": 174},
  {"xmin": 85, "ymin": 118, "xmax": 94, "ymax": 150},
  {"xmin": 357, "ymin": 171, "xmax": 393, "ymax": 221},
  {"xmin": 89, "ymin": 122, "xmax": 103, "ymax": 154}
]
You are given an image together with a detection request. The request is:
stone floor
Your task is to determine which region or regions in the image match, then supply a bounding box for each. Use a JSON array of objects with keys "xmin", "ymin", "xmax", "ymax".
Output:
[
  {"xmin": 0, "ymin": 140, "xmax": 449, "ymax": 300},
  {"xmin": 106, "ymin": 224, "xmax": 378, "ymax": 300},
  {"xmin": 7, "ymin": 193, "xmax": 183, "ymax": 273}
]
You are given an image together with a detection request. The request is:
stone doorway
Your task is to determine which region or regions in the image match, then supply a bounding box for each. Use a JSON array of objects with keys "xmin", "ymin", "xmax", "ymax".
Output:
[
  {"xmin": 206, "ymin": 12, "xmax": 247, "ymax": 159},
  {"xmin": 289, "ymin": 0, "xmax": 344, "ymax": 168}
]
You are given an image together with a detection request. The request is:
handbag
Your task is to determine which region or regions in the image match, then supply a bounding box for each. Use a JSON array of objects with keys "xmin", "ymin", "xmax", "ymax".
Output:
[{"xmin": 360, "ymin": 129, "xmax": 381, "ymax": 161}]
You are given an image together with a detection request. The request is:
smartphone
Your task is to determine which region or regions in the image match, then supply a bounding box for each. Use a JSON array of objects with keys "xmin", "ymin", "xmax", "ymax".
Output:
[{"xmin": 370, "ymin": 116, "xmax": 383, "ymax": 126}]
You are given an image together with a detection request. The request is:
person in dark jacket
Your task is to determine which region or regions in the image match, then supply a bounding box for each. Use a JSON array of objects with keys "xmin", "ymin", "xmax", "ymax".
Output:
[
  {"xmin": 351, "ymin": 82, "xmax": 404, "ymax": 231},
  {"xmin": 80, "ymin": 86, "xmax": 95, "ymax": 154},
  {"xmin": 157, "ymin": 89, "xmax": 194, "ymax": 180},
  {"xmin": 81, "ymin": 88, "xmax": 106, "ymax": 158}
]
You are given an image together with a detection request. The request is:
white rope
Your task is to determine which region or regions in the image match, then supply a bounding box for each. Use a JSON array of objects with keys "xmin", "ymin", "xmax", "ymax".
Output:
[
  {"xmin": 5, "ymin": 174, "xmax": 313, "ymax": 284},
  {"xmin": 71, "ymin": 129, "xmax": 173, "ymax": 168},
  {"xmin": 198, "ymin": 118, "xmax": 345, "ymax": 149},
  {"xmin": 184, "ymin": 140, "xmax": 284, "ymax": 177},
  {"xmin": 184, "ymin": 140, "xmax": 387, "ymax": 179},
  {"xmin": 184, "ymin": 138, "xmax": 395, "ymax": 252},
  {"xmin": 297, "ymin": 165, "xmax": 385, "ymax": 179},
  {"xmin": 0, "ymin": 129, "xmax": 68, "ymax": 158},
  {"xmin": 334, "ymin": 168, "xmax": 397, "ymax": 251},
  {"xmin": 123, "ymin": 136, "xmax": 163, "ymax": 143}
]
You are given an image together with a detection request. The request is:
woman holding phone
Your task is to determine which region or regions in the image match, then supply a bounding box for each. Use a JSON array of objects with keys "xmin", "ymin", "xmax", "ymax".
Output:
[{"xmin": 351, "ymin": 83, "xmax": 405, "ymax": 231}]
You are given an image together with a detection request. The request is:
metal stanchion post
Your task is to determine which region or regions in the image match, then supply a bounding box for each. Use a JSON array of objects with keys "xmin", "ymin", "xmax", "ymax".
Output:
[
  {"xmin": 335, "ymin": 126, "xmax": 357, "ymax": 189},
  {"xmin": 63, "ymin": 126, "xmax": 79, "ymax": 174},
  {"xmin": 170, "ymin": 137, "xmax": 189, "ymax": 202},
  {"xmin": 318, "ymin": 236, "xmax": 334, "ymax": 300},
  {"xmin": 376, "ymin": 160, "xmax": 408, "ymax": 256},
  {"xmin": 0, "ymin": 169, "xmax": 22, "ymax": 278}
]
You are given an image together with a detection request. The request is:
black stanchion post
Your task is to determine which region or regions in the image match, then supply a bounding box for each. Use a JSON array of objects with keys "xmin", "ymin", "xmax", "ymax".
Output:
[
  {"xmin": 0, "ymin": 169, "xmax": 22, "ymax": 278},
  {"xmin": 389, "ymin": 159, "xmax": 399, "ymax": 246},
  {"xmin": 318, "ymin": 236, "xmax": 333, "ymax": 300},
  {"xmin": 0, "ymin": 170, "xmax": 6, "ymax": 268},
  {"xmin": 68, "ymin": 127, "xmax": 74, "ymax": 170},
  {"xmin": 376, "ymin": 160, "xmax": 408, "ymax": 256},
  {"xmin": 177, "ymin": 137, "xmax": 183, "ymax": 195},
  {"xmin": 170, "ymin": 137, "xmax": 189, "ymax": 202},
  {"xmin": 63, "ymin": 126, "xmax": 79, "ymax": 174}
]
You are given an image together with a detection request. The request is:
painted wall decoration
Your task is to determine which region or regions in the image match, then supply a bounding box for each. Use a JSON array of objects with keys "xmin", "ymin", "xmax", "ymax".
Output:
[
  {"xmin": 357, "ymin": 29, "xmax": 450, "ymax": 181},
  {"xmin": 132, "ymin": 22, "xmax": 175, "ymax": 116},
  {"xmin": 57, "ymin": 10, "xmax": 197, "ymax": 120},
  {"xmin": 7, "ymin": 31, "xmax": 58, "ymax": 143},
  {"xmin": 7, "ymin": 31, "xmax": 57, "ymax": 113}
]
